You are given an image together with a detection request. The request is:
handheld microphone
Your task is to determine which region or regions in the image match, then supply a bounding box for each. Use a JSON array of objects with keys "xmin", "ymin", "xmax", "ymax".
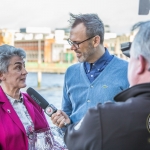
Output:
[{"xmin": 26, "ymin": 87, "xmax": 57, "ymax": 117}]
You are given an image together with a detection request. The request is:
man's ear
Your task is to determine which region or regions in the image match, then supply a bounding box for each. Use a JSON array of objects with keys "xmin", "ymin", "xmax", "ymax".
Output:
[
  {"xmin": 137, "ymin": 55, "xmax": 147, "ymax": 74},
  {"xmin": 93, "ymin": 36, "xmax": 100, "ymax": 47}
]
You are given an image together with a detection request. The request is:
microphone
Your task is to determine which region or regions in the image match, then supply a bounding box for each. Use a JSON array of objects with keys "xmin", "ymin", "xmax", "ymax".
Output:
[{"xmin": 26, "ymin": 87, "xmax": 57, "ymax": 117}]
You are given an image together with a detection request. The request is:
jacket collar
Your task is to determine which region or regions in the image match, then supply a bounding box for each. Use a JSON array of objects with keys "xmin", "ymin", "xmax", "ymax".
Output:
[
  {"xmin": 0, "ymin": 86, "xmax": 7, "ymax": 103},
  {"xmin": 0, "ymin": 86, "xmax": 26, "ymax": 134},
  {"xmin": 23, "ymin": 94, "xmax": 35, "ymax": 125},
  {"xmin": 114, "ymin": 83, "xmax": 150, "ymax": 102}
]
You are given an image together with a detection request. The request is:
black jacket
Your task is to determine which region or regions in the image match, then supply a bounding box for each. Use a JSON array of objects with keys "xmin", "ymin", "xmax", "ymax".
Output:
[{"xmin": 64, "ymin": 83, "xmax": 150, "ymax": 150}]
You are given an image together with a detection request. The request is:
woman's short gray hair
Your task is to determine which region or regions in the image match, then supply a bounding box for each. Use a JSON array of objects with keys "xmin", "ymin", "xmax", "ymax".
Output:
[
  {"xmin": 69, "ymin": 13, "xmax": 104, "ymax": 44},
  {"xmin": 0, "ymin": 44, "xmax": 26, "ymax": 73},
  {"xmin": 131, "ymin": 21, "xmax": 150, "ymax": 64}
]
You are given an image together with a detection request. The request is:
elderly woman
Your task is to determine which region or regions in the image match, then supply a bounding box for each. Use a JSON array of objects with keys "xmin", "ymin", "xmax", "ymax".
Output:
[{"xmin": 0, "ymin": 45, "xmax": 65, "ymax": 150}]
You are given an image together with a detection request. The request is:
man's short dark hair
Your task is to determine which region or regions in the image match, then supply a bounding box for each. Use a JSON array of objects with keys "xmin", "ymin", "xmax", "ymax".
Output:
[{"xmin": 69, "ymin": 13, "xmax": 104, "ymax": 44}]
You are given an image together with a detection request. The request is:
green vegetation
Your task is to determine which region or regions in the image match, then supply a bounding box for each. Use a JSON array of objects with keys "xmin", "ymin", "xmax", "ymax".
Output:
[{"xmin": 26, "ymin": 62, "xmax": 72, "ymax": 68}]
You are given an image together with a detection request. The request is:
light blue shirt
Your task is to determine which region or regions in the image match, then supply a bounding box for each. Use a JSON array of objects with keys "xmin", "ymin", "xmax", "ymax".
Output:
[
  {"xmin": 84, "ymin": 48, "xmax": 113, "ymax": 82},
  {"xmin": 62, "ymin": 56, "xmax": 129, "ymax": 123}
]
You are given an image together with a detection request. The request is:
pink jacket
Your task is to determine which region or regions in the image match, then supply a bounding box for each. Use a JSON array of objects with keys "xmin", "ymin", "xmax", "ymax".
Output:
[{"xmin": 0, "ymin": 86, "xmax": 49, "ymax": 150}]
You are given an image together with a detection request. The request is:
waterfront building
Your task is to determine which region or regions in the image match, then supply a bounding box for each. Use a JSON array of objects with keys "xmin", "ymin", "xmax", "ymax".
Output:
[{"xmin": 0, "ymin": 26, "xmax": 136, "ymax": 64}]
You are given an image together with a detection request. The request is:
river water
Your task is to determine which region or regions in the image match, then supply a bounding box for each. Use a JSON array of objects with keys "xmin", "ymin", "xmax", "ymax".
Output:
[{"xmin": 21, "ymin": 72, "xmax": 65, "ymax": 126}]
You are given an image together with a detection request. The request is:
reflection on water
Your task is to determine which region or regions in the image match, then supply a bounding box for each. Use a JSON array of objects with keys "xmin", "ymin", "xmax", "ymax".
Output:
[
  {"xmin": 26, "ymin": 72, "xmax": 65, "ymax": 88},
  {"xmin": 22, "ymin": 72, "xmax": 65, "ymax": 126}
]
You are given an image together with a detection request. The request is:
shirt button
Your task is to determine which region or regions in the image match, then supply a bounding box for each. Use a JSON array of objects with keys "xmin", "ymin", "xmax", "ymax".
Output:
[
  {"xmin": 90, "ymin": 85, "xmax": 93, "ymax": 88},
  {"xmin": 87, "ymin": 100, "xmax": 90, "ymax": 103},
  {"xmin": 91, "ymin": 75, "xmax": 93, "ymax": 77}
]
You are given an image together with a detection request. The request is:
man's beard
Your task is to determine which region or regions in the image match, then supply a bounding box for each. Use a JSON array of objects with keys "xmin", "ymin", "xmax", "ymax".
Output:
[{"xmin": 78, "ymin": 44, "xmax": 94, "ymax": 63}]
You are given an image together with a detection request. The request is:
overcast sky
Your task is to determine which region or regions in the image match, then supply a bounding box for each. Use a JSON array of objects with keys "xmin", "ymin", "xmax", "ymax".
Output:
[{"xmin": 0, "ymin": 0, "xmax": 149, "ymax": 35}]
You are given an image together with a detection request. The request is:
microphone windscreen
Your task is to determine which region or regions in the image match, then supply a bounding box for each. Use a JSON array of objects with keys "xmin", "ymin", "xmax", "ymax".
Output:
[{"xmin": 26, "ymin": 87, "xmax": 49, "ymax": 109}]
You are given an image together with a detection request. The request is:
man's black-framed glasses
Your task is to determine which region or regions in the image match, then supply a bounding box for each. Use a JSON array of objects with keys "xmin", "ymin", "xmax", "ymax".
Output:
[{"xmin": 67, "ymin": 36, "xmax": 95, "ymax": 49}]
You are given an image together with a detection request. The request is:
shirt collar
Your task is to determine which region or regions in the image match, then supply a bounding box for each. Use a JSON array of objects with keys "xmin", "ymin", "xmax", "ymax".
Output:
[
  {"xmin": 6, "ymin": 93, "xmax": 23, "ymax": 105},
  {"xmin": 84, "ymin": 48, "xmax": 112, "ymax": 71}
]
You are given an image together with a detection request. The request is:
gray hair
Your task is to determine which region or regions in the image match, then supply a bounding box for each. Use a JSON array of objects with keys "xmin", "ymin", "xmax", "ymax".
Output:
[
  {"xmin": 69, "ymin": 13, "xmax": 104, "ymax": 44},
  {"xmin": 131, "ymin": 21, "xmax": 150, "ymax": 64},
  {"xmin": 0, "ymin": 44, "xmax": 26, "ymax": 73}
]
